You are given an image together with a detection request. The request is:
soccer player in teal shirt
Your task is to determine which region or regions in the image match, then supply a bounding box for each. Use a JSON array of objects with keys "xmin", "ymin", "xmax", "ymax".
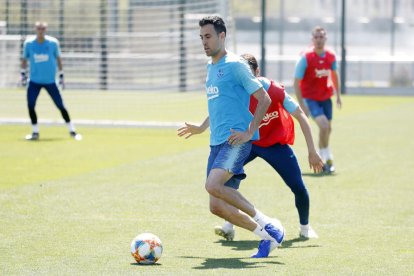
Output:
[
  {"xmin": 21, "ymin": 21, "xmax": 81, "ymax": 141},
  {"xmin": 178, "ymin": 16, "xmax": 285, "ymax": 258}
]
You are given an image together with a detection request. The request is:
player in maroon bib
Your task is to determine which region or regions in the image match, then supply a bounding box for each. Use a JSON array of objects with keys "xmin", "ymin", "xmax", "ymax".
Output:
[{"xmin": 294, "ymin": 26, "xmax": 342, "ymax": 173}]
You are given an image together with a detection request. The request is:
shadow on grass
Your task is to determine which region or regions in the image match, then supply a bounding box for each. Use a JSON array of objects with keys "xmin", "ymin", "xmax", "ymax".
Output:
[
  {"xmin": 215, "ymin": 237, "xmax": 320, "ymax": 251},
  {"xmin": 21, "ymin": 137, "xmax": 65, "ymax": 142},
  {"xmin": 176, "ymin": 238, "xmax": 317, "ymax": 269},
  {"xmin": 130, "ymin": 262, "xmax": 162, "ymax": 266},
  {"xmin": 180, "ymin": 255, "xmax": 284, "ymax": 269},
  {"xmin": 214, "ymin": 239, "xmax": 258, "ymax": 251},
  {"xmin": 280, "ymin": 237, "xmax": 321, "ymax": 249},
  {"xmin": 302, "ymin": 172, "xmax": 336, "ymax": 177}
]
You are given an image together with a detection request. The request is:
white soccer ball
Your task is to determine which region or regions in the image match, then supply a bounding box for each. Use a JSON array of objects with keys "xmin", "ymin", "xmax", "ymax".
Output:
[{"xmin": 130, "ymin": 233, "xmax": 163, "ymax": 264}]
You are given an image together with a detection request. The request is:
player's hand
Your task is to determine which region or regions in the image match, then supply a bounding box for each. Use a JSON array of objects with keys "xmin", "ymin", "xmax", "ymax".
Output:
[
  {"xmin": 228, "ymin": 128, "xmax": 251, "ymax": 146},
  {"xmin": 309, "ymin": 150, "xmax": 324, "ymax": 173},
  {"xmin": 177, "ymin": 122, "xmax": 204, "ymax": 139},
  {"xmin": 20, "ymin": 70, "xmax": 27, "ymax": 86},
  {"xmin": 336, "ymin": 97, "xmax": 342, "ymax": 109},
  {"xmin": 59, "ymin": 71, "xmax": 65, "ymax": 89}
]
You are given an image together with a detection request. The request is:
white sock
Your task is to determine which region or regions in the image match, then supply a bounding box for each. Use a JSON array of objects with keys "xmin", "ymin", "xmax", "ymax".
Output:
[
  {"xmin": 253, "ymin": 224, "xmax": 272, "ymax": 240},
  {"xmin": 326, "ymin": 147, "xmax": 334, "ymax": 161},
  {"xmin": 319, "ymin": 148, "xmax": 328, "ymax": 163},
  {"xmin": 32, "ymin": 124, "xmax": 39, "ymax": 133},
  {"xmin": 300, "ymin": 224, "xmax": 310, "ymax": 231},
  {"xmin": 253, "ymin": 208, "xmax": 271, "ymax": 228},
  {"xmin": 222, "ymin": 221, "xmax": 234, "ymax": 232},
  {"xmin": 67, "ymin": 122, "xmax": 76, "ymax": 132},
  {"xmin": 318, "ymin": 148, "xmax": 323, "ymax": 162}
]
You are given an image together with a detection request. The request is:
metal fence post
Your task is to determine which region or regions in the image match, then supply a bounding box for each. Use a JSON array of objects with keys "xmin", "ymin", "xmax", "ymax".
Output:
[
  {"xmin": 260, "ymin": 0, "xmax": 266, "ymax": 77},
  {"xmin": 179, "ymin": 0, "xmax": 187, "ymax": 92},
  {"xmin": 99, "ymin": 0, "xmax": 108, "ymax": 90},
  {"xmin": 340, "ymin": 0, "xmax": 346, "ymax": 94}
]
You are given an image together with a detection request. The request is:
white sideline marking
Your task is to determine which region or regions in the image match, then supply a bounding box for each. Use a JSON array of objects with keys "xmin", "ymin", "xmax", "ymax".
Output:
[{"xmin": 0, "ymin": 118, "xmax": 183, "ymax": 129}]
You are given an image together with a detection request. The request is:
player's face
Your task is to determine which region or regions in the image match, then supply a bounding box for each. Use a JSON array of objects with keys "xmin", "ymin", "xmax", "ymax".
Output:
[
  {"xmin": 312, "ymin": 31, "xmax": 326, "ymax": 49},
  {"xmin": 199, "ymin": 24, "xmax": 224, "ymax": 58},
  {"xmin": 35, "ymin": 25, "xmax": 47, "ymax": 39}
]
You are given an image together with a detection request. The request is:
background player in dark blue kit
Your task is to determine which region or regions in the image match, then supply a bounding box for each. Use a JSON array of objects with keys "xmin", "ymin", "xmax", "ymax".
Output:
[{"xmin": 21, "ymin": 21, "xmax": 81, "ymax": 141}]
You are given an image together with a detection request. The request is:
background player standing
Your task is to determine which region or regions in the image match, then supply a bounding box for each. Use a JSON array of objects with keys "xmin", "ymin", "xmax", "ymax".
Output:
[
  {"xmin": 294, "ymin": 26, "xmax": 341, "ymax": 173},
  {"xmin": 21, "ymin": 21, "xmax": 81, "ymax": 141}
]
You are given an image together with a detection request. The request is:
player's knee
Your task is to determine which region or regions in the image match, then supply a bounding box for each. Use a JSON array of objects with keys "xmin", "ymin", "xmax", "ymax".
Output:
[
  {"xmin": 320, "ymin": 122, "xmax": 330, "ymax": 133},
  {"xmin": 209, "ymin": 201, "xmax": 225, "ymax": 217},
  {"xmin": 293, "ymin": 186, "xmax": 309, "ymax": 198},
  {"xmin": 287, "ymin": 179, "xmax": 308, "ymax": 196},
  {"xmin": 205, "ymin": 181, "xmax": 221, "ymax": 198},
  {"xmin": 315, "ymin": 116, "xmax": 329, "ymax": 129}
]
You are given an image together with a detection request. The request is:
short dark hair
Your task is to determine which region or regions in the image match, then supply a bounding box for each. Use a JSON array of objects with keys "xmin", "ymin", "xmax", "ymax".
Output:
[
  {"xmin": 241, "ymin": 53, "xmax": 258, "ymax": 72},
  {"xmin": 312, "ymin": 26, "xmax": 327, "ymax": 36},
  {"xmin": 199, "ymin": 15, "xmax": 227, "ymax": 36}
]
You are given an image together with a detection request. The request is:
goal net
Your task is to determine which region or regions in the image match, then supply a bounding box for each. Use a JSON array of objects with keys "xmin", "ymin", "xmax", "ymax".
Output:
[{"xmin": 0, "ymin": 0, "xmax": 233, "ymax": 91}]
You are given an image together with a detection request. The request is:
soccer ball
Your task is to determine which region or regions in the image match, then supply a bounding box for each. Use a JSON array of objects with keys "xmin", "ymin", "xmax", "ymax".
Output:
[{"xmin": 130, "ymin": 233, "xmax": 163, "ymax": 264}]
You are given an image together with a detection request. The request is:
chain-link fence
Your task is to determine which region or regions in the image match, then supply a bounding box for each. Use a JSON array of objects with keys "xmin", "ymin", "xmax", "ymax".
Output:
[
  {"xmin": 0, "ymin": 0, "xmax": 232, "ymax": 91},
  {"xmin": 1, "ymin": 0, "xmax": 413, "ymax": 92},
  {"xmin": 232, "ymin": 0, "xmax": 414, "ymax": 93}
]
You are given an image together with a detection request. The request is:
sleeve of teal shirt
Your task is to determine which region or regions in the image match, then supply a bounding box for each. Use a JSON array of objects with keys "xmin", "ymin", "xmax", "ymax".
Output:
[
  {"xmin": 233, "ymin": 61, "xmax": 262, "ymax": 95},
  {"xmin": 294, "ymin": 55, "xmax": 307, "ymax": 79},
  {"xmin": 260, "ymin": 77, "xmax": 297, "ymax": 113},
  {"xmin": 258, "ymin": 77, "xmax": 271, "ymax": 91},
  {"xmin": 55, "ymin": 40, "xmax": 61, "ymax": 58},
  {"xmin": 283, "ymin": 92, "xmax": 299, "ymax": 114},
  {"xmin": 332, "ymin": 59, "xmax": 337, "ymax": 71}
]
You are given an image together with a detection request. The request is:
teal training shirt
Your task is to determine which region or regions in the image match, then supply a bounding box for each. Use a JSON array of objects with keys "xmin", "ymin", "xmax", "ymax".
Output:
[
  {"xmin": 258, "ymin": 78, "xmax": 299, "ymax": 114},
  {"xmin": 23, "ymin": 35, "xmax": 61, "ymax": 84},
  {"xmin": 206, "ymin": 52, "xmax": 262, "ymax": 146}
]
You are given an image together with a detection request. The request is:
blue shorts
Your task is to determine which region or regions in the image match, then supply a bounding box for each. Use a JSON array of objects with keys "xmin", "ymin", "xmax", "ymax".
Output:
[
  {"xmin": 304, "ymin": 98, "xmax": 333, "ymax": 120},
  {"xmin": 207, "ymin": 141, "xmax": 252, "ymax": 184},
  {"xmin": 225, "ymin": 144, "xmax": 305, "ymax": 193}
]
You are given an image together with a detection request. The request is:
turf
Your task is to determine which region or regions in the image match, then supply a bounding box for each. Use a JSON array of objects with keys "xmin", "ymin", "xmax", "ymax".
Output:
[{"xmin": 0, "ymin": 89, "xmax": 413, "ymax": 275}]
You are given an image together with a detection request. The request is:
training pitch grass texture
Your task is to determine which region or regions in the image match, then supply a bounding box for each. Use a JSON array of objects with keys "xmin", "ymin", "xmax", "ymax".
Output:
[{"xmin": 0, "ymin": 89, "xmax": 413, "ymax": 275}]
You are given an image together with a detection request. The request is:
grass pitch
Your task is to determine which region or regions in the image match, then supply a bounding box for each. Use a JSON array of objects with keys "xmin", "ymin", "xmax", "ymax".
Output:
[{"xmin": 0, "ymin": 89, "xmax": 413, "ymax": 275}]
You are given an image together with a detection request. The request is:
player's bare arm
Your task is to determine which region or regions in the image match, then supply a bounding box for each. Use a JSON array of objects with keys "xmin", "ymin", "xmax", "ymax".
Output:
[
  {"xmin": 228, "ymin": 87, "xmax": 271, "ymax": 146},
  {"xmin": 20, "ymin": 59, "xmax": 28, "ymax": 86},
  {"xmin": 332, "ymin": 70, "xmax": 342, "ymax": 109},
  {"xmin": 291, "ymin": 107, "xmax": 324, "ymax": 173},
  {"xmin": 294, "ymin": 78, "xmax": 309, "ymax": 116},
  {"xmin": 177, "ymin": 116, "xmax": 210, "ymax": 139},
  {"xmin": 57, "ymin": 56, "xmax": 65, "ymax": 89},
  {"xmin": 21, "ymin": 59, "xmax": 27, "ymax": 70},
  {"xmin": 57, "ymin": 56, "xmax": 63, "ymax": 71}
]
